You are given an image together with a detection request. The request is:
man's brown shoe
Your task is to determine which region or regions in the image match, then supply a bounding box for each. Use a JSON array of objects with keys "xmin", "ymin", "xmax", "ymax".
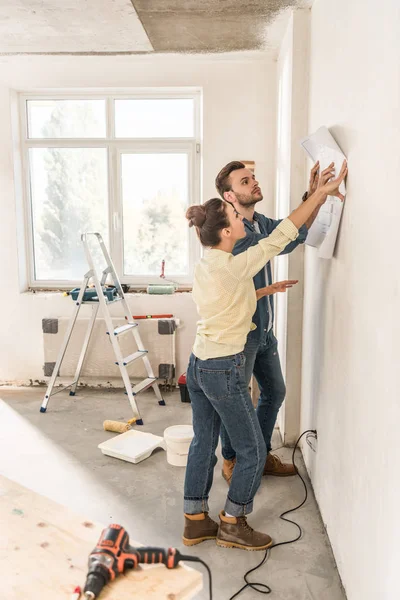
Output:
[
  {"xmin": 216, "ymin": 511, "xmax": 273, "ymax": 551},
  {"xmin": 263, "ymin": 453, "xmax": 297, "ymax": 477},
  {"xmin": 222, "ymin": 457, "xmax": 236, "ymax": 485},
  {"xmin": 182, "ymin": 512, "xmax": 219, "ymax": 546}
]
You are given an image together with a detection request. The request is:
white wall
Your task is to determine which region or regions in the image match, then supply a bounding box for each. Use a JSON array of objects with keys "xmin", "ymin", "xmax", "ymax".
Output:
[
  {"xmin": 274, "ymin": 10, "xmax": 310, "ymax": 445},
  {"xmin": 301, "ymin": 1, "xmax": 400, "ymax": 599},
  {"xmin": 0, "ymin": 53, "xmax": 277, "ymax": 384},
  {"xmin": 274, "ymin": 12, "xmax": 293, "ymax": 438}
]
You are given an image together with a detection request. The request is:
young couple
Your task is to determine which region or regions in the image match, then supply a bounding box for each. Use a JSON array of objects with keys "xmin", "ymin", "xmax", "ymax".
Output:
[{"xmin": 182, "ymin": 159, "xmax": 347, "ymax": 550}]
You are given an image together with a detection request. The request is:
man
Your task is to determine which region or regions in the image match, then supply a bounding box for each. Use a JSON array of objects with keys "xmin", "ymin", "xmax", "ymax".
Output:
[{"xmin": 215, "ymin": 160, "xmax": 323, "ymax": 483}]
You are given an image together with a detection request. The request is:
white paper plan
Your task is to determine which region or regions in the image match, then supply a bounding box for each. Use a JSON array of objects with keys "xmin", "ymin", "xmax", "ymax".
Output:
[{"xmin": 300, "ymin": 126, "xmax": 347, "ymax": 259}]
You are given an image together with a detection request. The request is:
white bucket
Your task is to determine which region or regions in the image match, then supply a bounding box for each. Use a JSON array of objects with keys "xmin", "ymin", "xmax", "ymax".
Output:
[{"xmin": 164, "ymin": 424, "xmax": 194, "ymax": 467}]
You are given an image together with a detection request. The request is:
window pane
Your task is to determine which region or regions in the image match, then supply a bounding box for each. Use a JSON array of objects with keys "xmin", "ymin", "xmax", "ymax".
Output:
[
  {"xmin": 121, "ymin": 153, "xmax": 189, "ymax": 276},
  {"xmin": 27, "ymin": 100, "xmax": 106, "ymax": 138},
  {"xmin": 29, "ymin": 148, "xmax": 109, "ymax": 280},
  {"xmin": 115, "ymin": 99, "xmax": 194, "ymax": 138}
]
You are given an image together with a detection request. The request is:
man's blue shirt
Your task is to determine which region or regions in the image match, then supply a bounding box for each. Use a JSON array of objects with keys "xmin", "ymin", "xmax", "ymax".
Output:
[{"xmin": 232, "ymin": 213, "xmax": 308, "ymax": 344}]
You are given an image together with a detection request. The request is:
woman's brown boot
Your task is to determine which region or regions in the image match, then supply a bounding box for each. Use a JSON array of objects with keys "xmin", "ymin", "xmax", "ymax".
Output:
[{"xmin": 216, "ymin": 511, "xmax": 273, "ymax": 551}]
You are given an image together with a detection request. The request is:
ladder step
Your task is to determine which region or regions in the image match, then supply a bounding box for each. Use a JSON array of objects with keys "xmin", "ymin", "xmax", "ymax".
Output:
[
  {"xmin": 117, "ymin": 350, "xmax": 148, "ymax": 366},
  {"xmin": 132, "ymin": 377, "xmax": 157, "ymax": 395},
  {"xmin": 105, "ymin": 297, "xmax": 123, "ymax": 305},
  {"xmin": 82, "ymin": 296, "xmax": 122, "ymax": 305},
  {"xmin": 81, "ymin": 298, "xmax": 122, "ymax": 304},
  {"xmin": 109, "ymin": 323, "xmax": 138, "ymax": 336}
]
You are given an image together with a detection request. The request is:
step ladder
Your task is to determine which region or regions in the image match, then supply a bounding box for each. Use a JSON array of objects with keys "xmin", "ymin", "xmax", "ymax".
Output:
[{"xmin": 40, "ymin": 232, "xmax": 166, "ymax": 424}]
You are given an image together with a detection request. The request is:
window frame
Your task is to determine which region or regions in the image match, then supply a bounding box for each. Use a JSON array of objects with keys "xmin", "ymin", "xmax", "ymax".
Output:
[{"xmin": 19, "ymin": 89, "xmax": 202, "ymax": 289}]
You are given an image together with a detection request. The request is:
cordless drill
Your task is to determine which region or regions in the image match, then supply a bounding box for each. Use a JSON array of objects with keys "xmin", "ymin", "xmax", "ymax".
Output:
[{"xmin": 83, "ymin": 524, "xmax": 195, "ymax": 599}]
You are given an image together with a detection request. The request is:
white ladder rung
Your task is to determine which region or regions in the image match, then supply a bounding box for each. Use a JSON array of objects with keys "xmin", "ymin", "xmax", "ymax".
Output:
[
  {"xmin": 105, "ymin": 297, "xmax": 123, "ymax": 305},
  {"xmin": 132, "ymin": 377, "xmax": 157, "ymax": 395},
  {"xmin": 109, "ymin": 323, "xmax": 138, "ymax": 336},
  {"xmin": 81, "ymin": 298, "xmax": 122, "ymax": 305},
  {"xmin": 118, "ymin": 350, "xmax": 148, "ymax": 366}
]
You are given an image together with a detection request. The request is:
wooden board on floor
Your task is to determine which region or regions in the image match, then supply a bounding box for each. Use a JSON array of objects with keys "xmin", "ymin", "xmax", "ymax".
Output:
[{"xmin": 0, "ymin": 475, "xmax": 202, "ymax": 600}]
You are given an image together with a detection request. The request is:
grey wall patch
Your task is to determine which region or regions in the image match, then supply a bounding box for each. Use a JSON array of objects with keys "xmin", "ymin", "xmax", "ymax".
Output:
[
  {"xmin": 42, "ymin": 318, "xmax": 59, "ymax": 334},
  {"xmin": 158, "ymin": 320, "xmax": 176, "ymax": 335},
  {"xmin": 159, "ymin": 364, "xmax": 175, "ymax": 380},
  {"xmin": 43, "ymin": 362, "xmax": 57, "ymax": 377}
]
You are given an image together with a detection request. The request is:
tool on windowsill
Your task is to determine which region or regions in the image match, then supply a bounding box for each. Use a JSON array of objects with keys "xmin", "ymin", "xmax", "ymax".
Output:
[
  {"xmin": 147, "ymin": 260, "xmax": 178, "ymax": 295},
  {"xmin": 82, "ymin": 524, "xmax": 212, "ymax": 600},
  {"xmin": 63, "ymin": 284, "xmax": 129, "ymax": 300}
]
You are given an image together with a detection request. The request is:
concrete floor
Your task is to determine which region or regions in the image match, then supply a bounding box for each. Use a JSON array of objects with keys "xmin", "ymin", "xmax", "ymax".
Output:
[{"xmin": 0, "ymin": 387, "xmax": 346, "ymax": 600}]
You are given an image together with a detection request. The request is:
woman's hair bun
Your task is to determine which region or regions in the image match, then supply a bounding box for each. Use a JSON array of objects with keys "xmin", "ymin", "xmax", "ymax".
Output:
[{"xmin": 186, "ymin": 205, "xmax": 206, "ymax": 228}]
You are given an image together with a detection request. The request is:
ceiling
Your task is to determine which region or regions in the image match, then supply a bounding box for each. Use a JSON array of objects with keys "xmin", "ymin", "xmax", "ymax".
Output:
[{"xmin": 0, "ymin": 0, "xmax": 312, "ymax": 55}]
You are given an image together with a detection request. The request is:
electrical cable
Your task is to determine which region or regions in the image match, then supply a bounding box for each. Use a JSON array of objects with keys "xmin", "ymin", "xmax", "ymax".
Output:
[
  {"xmin": 183, "ymin": 556, "xmax": 213, "ymax": 600},
  {"xmin": 306, "ymin": 431, "xmax": 317, "ymax": 452},
  {"xmin": 229, "ymin": 429, "xmax": 318, "ymax": 600}
]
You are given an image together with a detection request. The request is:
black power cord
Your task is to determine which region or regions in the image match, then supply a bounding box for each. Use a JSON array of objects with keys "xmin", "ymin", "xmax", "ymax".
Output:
[
  {"xmin": 229, "ymin": 429, "xmax": 318, "ymax": 600},
  {"xmin": 182, "ymin": 556, "xmax": 213, "ymax": 600}
]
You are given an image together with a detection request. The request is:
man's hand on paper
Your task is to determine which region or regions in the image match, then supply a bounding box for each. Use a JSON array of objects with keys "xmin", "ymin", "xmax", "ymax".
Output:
[
  {"xmin": 303, "ymin": 161, "xmax": 326, "ymax": 230},
  {"xmin": 308, "ymin": 161, "xmax": 320, "ymax": 197},
  {"xmin": 256, "ymin": 280, "xmax": 299, "ymax": 300},
  {"xmin": 317, "ymin": 160, "xmax": 348, "ymax": 203}
]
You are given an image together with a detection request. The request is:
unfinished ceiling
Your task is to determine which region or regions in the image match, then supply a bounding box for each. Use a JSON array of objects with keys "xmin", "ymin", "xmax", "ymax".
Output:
[
  {"xmin": 132, "ymin": 0, "xmax": 308, "ymax": 53},
  {"xmin": 0, "ymin": 0, "xmax": 312, "ymax": 55}
]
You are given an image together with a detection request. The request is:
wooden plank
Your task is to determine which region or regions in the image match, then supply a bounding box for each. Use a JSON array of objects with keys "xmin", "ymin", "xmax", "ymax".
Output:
[{"xmin": 0, "ymin": 475, "xmax": 202, "ymax": 600}]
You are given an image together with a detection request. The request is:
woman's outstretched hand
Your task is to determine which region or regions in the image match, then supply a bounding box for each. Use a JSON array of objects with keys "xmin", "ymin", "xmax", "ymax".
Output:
[{"xmin": 317, "ymin": 160, "xmax": 348, "ymax": 203}]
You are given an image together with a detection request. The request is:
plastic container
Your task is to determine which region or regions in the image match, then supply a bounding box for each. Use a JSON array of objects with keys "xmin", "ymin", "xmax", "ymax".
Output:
[
  {"xmin": 70, "ymin": 287, "xmax": 117, "ymax": 302},
  {"xmin": 163, "ymin": 424, "xmax": 194, "ymax": 467},
  {"xmin": 178, "ymin": 373, "xmax": 191, "ymax": 403},
  {"xmin": 98, "ymin": 430, "xmax": 165, "ymax": 464}
]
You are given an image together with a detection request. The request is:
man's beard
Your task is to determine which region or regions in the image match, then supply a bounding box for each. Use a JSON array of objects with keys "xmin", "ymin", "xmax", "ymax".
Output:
[{"xmin": 234, "ymin": 191, "xmax": 263, "ymax": 207}]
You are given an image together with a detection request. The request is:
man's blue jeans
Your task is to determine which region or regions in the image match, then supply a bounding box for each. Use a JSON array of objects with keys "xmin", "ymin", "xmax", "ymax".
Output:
[
  {"xmin": 220, "ymin": 330, "xmax": 286, "ymax": 460},
  {"xmin": 184, "ymin": 352, "xmax": 267, "ymax": 517}
]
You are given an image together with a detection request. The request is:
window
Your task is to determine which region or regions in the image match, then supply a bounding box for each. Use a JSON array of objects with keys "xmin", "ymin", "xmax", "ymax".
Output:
[{"xmin": 20, "ymin": 91, "xmax": 201, "ymax": 288}]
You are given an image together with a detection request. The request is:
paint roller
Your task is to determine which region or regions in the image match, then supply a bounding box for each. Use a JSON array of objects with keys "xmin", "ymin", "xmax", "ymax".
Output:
[
  {"xmin": 103, "ymin": 418, "xmax": 137, "ymax": 434},
  {"xmin": 147, "ymin": 260, "xmax": 178, "ymax": 295}
]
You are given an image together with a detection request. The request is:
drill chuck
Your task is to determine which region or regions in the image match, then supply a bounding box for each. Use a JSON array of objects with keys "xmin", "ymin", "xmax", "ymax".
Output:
[
  {"xmin": 84, "ymin": 572, "xmax": 107, "ymax": 599},
  {"xmin": 84, "ymin": 554, "xmax": 112, "ymax": 599}
]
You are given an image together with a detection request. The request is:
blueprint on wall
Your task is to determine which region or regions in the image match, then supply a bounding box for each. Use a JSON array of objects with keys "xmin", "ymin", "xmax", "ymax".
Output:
[{"xmin": 300, "ymin": 126, "xmax": 347, "ymax": 259}]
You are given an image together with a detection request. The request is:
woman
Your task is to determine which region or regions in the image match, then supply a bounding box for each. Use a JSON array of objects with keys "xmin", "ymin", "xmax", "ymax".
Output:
[{"xmin": 182, "ymin": 161, "xmax": 347, "ymax": 551}]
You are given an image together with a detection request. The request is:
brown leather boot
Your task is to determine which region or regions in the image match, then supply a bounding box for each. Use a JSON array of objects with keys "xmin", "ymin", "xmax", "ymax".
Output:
[
  {"xmin": 221, "ymin": 457, "xmax": 236, "ymax": 485},
  {"xmin": 182, "ymin": 512, "xmax": 219, "ymax": 546},
  {"xmin": 263, "ymin": 453, "xmax": 297, "ymax": 477},
  {"xmin": 216, "ymin": 511, "xmax": 273, "ymax": 551}
]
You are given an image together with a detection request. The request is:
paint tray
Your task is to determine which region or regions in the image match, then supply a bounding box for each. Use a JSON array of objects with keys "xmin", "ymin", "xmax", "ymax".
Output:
[
  {"xmin": 98, "ymin": 429, "xmax": 166, "ymax": 464},
  {"xmin": 70, "ymin": 287, "xmax": 117, "ymax": 302}
]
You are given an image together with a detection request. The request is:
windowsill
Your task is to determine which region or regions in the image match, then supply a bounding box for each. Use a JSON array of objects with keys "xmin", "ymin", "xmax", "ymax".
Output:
[{"xmin": 22, "ymin": 288, "xmax": 193, "ymax": 295}]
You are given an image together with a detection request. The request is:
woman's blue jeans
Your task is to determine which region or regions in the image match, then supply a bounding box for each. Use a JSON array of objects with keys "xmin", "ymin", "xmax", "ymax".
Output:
[{"xmin": 184, "ymin": 352, "xmax": 267, "ymax": 517}]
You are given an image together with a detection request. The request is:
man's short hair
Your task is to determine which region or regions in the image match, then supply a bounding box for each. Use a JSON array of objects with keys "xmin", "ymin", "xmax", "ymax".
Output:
[{"xmin": 215, "ymin": 161, "xmax": 245, "ymax": 198}]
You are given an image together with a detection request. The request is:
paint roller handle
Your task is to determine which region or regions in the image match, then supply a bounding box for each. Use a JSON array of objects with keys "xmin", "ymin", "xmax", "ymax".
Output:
[{"xmin": 160, "ymin": 259, "xmax": 166, "ymax": 278}]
